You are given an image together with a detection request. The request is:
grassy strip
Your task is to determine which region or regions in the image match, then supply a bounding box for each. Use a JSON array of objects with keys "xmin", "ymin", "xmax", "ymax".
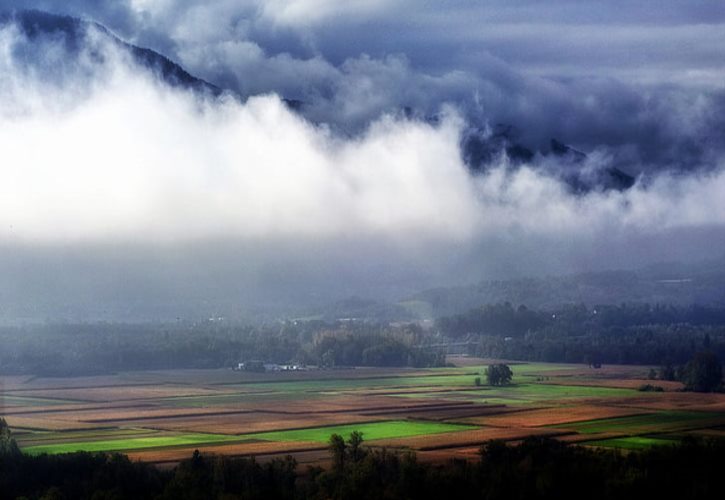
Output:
[
  {"xmin": 1, "ymin": 395, "xmax": 82, "ymax": 406},
  {"xmin": 16, "ymin": 428, "xmax": 160, "ymax": 446},
  {"xmin": 585, "ymin": 436, "xmax": 677, "ymax": 450},
  {"xmin": 551, "ymin": 411, "xmax": 722, "ymax": 434},
  {"xmin": 21, "ymin": 421, "xmax": 477, "ymax": 454},
  {"xmin": 243, "ymin": 420, "xmax": 477, "ymax": 444},
  {"xmin": 21, "ymin": 433, "xmax": 244, "ymax": 455}
]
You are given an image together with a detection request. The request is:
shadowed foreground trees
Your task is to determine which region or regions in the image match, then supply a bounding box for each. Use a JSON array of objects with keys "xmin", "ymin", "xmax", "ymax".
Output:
[
  {"xmin": 308, "ymin": 435, "xmax": 725, "ymax": 500},
  {"xmin": 0, "ymin": 418, "xmax": 19, "ymax": 457},
  {"xmin": 2, "ymin": 423, "xmax": 725, "ymax": 499}
]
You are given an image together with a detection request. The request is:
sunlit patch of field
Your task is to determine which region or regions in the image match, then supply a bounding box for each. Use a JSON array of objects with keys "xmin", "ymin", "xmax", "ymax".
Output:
[
  {"xmin": 241, "ymin": 420, "xmax": 476, "ymax": 444},
  {"xmin": 20, "ymin": 432, "xmax": 248, "ymax": 455},
  {"xmin": 18, "ymin": 420, "xmax": 477, "ymax": 455},
  {"xmin": 584, "ymin": 436, "xmax": 678, "ymax": 450},
  {"xmin": 550, "ymin": 410, "xmax": 725, "ymax": 435}
]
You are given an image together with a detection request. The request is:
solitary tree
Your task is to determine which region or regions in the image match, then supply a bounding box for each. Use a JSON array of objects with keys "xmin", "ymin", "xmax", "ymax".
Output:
[{"xmin": 485, "ymin": 364, "xmax": 513, "ymax": 386}]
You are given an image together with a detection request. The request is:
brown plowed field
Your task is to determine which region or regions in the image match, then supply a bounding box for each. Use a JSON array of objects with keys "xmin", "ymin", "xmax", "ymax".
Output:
[
  {"xmin": 3, "ymin": 415, "xmax": 109, "ymax": 431},
  {"xmin": 374, "ymin": 427, "xmax": 568, "ymax": 450},
  {"xmin": 9, "ymin": 385, "xmax": 225, "ymax": 403},
  {"xmin": 465, "ymin": 405, "xmax": 648, "ymax": 428},
  {"xmin": 544, "ymin": 378, "xmax": 684, "ymax": 391}
]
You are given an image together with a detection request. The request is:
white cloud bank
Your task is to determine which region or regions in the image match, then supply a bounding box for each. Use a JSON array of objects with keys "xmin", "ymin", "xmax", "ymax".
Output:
[
  {"xmin": 0, "ymin": 27, "xmax": 477, "ymax": 243},
  {"xmin": 1, "ymin": 22, "xmax": 725, "ymax": 253}
]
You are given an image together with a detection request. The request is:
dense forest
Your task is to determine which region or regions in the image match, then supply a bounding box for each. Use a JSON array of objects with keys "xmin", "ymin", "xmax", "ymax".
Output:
[
  {"xmin": 1, "ymin": 419, "xmax": 724, "ymax": 500},
  {"xmin": 436, "ymin": 303, "xmax": 725, "ymax": 365},
  {"xmin": 2, "ymin": 302, "xmax": 725, "ymax": 375},
  {"xmin": 0, "ymin": 302, "xmax": 725, "ymax": 376}
]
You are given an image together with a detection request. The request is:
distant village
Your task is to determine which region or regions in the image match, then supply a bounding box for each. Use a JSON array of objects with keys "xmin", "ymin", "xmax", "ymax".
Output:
[{"xmin": 233, "ymin": 361, "xmax": 314, "ymax": 373}]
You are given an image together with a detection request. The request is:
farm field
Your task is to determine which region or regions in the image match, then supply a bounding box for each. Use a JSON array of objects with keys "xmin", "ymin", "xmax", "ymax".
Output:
[{"xmin": 2, "ymin": 358, "xmax": 725, "ymax": 466}]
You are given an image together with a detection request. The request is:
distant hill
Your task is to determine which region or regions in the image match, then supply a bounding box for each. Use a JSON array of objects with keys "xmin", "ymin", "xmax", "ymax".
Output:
[{"xmin": 403, "ymin": 258, "xmax": 725, "ymax": 318}]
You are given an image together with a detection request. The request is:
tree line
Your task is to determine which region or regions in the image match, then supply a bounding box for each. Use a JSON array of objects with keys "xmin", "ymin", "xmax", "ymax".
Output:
[
  {"xmin": 4, "ymin": 302, "xmax": 725, "ymax": 377},
  {"xmin": 0, "ymin": 321, "xmax": 445, "ymax": 376},
  {"xmin": 435, "ymin": 303, "xmax": 725, "ymax": 366}
]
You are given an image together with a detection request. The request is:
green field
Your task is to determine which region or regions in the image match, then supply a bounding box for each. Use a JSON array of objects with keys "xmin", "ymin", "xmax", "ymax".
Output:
[
  {"xmin": 20, "ymin": 421, "xmax": 476, "ymax": 454},
  {"xmin": 552, "ymin": 411, "xmax": 723, "ymax": 434},
  {"xmin": 585, "ymin": 436, "xmax": 677, "ymax": 450},
  {"xmin": 242, "ymin": 420, "xmax": 477, "ymax": 443},
  {"xmin": 21, "ymin": 432, "xmax": 245, "ymax": 455}
]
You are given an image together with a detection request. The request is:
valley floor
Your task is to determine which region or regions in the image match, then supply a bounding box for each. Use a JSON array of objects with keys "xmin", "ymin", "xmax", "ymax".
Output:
[{"xmin": 3, "ymin": 358, "xmax": 725, "ymax": 467}]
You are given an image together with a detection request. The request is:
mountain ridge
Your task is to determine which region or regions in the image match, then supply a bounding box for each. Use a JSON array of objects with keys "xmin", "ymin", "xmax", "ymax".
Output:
[{"xmin": 1, "ymin": 9, "xmax": 221, "ymax": 95}]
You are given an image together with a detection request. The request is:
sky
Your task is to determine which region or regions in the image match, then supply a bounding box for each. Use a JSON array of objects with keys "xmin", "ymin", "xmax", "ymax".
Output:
[{"xmin": 0, "ymin": 1, "xmax": 724, "ymax": 321}]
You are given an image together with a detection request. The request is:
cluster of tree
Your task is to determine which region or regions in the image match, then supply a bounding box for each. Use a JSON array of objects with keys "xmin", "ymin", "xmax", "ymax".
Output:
[
  {"xmin": 435, "ymin": 302, "xmax": 547, "ymax": 338},
  {"xmin": 437, "ymin": 303, "xmax": 725, "ymax": 338},
  {"xmin": 469, "ymin": 325, "xmax": 725, "ymax": 366},
  {"xmin": 311, "ymin": 326, "xmax": 445, "ymax": 368},
  {"xmin": 484, "ymin": 364, "xmax": 513, "ymax": 386},
  {"xmin": 5, "ymin": 420, "xmax": 725, "ymax": 500},
  {"xmin": 655, "ymin": 351, "xmax": 723, "ymax": 392}
]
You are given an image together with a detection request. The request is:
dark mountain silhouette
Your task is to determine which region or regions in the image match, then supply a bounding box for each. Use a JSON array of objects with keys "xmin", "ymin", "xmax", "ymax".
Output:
[
  {"xmin": 0, "ymin": 9, "xmax": 220, "ymax": 95},
  {"xmin": 461, "ymin": 125, "xmax": 635, "ymax": 193},
  {"xmin": 462, "ymin": 124, "xmax": 535, "ymax": 168},
  {"xmin": 4, "ymin": 10, "xmax": 635, "ymax": 195}
]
